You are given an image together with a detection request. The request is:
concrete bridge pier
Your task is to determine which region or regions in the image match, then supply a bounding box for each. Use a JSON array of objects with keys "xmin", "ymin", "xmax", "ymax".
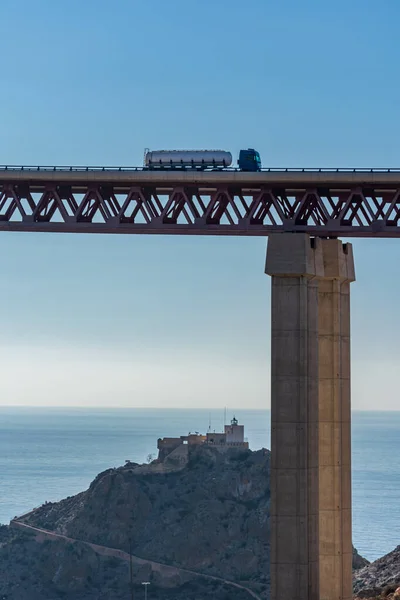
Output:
[{"xmin": 265, "ymin": 234, "xmax": 355, "ymax": 600}]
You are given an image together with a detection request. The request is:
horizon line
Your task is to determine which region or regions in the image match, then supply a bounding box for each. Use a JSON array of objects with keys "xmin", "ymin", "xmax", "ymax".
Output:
[{"xmin": 0, "ymin": 405, "xmax": 398, "ymax": 412}]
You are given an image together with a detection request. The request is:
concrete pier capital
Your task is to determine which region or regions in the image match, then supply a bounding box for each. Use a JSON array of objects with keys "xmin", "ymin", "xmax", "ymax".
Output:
[
  {"xmin": 320, "ymin": 239, "xmax": 356, "ymax": 282},
  {"xmin": 265, "ymin": 233, "xmax": 324, "ymax": 277}
]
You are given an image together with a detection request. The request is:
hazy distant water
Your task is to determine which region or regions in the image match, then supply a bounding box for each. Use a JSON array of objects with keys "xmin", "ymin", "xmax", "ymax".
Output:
[{"xmin": 0, "ymin": 407, "xmax": 398, "ymax": 562}]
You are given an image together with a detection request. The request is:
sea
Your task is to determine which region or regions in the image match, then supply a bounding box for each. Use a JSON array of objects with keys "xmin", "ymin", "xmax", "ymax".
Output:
[{"xmin": 0, "ymin": 407, "xmax": 398, "ymax": 563}]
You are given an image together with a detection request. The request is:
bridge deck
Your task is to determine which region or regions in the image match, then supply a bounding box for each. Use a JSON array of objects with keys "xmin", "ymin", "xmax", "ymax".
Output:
[{"xmin": 1, "ymin": 168, "xmax": 400, "ymax": 187}]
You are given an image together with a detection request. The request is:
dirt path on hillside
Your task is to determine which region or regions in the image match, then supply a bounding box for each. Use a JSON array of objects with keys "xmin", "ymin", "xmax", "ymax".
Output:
[{"xmin": 11, "ymin": 519, "xmax": 262, "ymax": 600}]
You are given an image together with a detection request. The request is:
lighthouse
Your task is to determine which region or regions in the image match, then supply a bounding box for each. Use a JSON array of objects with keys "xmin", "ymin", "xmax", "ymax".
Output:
[{"xmin": 224, "ymin": 416, "xmax": 246, "ymax": 444}]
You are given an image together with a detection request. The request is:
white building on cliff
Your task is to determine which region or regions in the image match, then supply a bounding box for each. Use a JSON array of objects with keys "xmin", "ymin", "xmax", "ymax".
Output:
[{"xmin": 157, "ymin": 416, "xmax": 248, "ymax": 460}]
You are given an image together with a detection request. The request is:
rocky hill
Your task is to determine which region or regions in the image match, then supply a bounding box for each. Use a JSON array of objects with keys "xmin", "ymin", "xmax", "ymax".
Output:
[
  {"xmin": 25, "ymin": 446, "xmax": 269, "ymax": 583},
  {"xmin": 354, "ymin": 546, "xmax": 370, "ymax": 571},
  {"xmin": 354, "ymin": 546, "xmax": 400, "ymax": 597},
  {"xmin": 0, "ymin": 446, "xmax": 269, "ymax": 599},
  {"xmin": 0, "ymin": 445, "xmax": 369, "ymax": 599},
  {"xmin": 0, "ymin": 529, "xmax": 255, "ymax": 600}
]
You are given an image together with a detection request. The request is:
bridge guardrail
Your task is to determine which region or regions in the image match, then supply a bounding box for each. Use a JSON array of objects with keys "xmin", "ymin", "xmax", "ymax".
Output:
[{"xmin": 0, "ymin": 165, "xmax": 400, "ymax": 173}]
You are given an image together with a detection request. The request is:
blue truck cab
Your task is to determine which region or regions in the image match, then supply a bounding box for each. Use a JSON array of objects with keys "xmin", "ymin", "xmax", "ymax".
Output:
[{"xmin": 238, "ymin": 148, "xmax": 262, "ymax": 171}]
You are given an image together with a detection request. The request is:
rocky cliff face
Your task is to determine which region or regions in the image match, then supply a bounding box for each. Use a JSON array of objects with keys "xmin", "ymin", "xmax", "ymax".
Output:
[
  {"xmin": 0, "ymin": 529, "xmax": 253, "ymax": 600},
  {"xmin": 25, "ymin": 446, "xmax": 270, "ymax": 592},
  {"xmin": 0, "ymin": 445, "xmax": 370, "ymax": 600},
  {"xmin": 354, "ymin": 546, "xmax": 400, "ymax": 596},
  {"xmin": 354, "ymin": 546, "xmax": 370, "ymax": 571}
]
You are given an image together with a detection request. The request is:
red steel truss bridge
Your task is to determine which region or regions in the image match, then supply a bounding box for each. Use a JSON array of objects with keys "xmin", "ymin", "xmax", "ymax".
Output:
[{"xmin": 2, "ymin": 166, "xmax": 400, "ymax": 236}]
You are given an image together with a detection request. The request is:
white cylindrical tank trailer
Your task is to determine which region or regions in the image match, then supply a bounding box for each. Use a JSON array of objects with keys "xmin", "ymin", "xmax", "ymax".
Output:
[{"xmin": 144, "ymin": 149, "xmax": 233, "ymax": 168}]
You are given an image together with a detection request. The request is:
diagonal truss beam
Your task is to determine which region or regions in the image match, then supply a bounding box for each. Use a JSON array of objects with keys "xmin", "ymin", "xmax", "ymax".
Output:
[{"xmin": 3, "ymin": 176, "xmax": 400, "ymax": 236}]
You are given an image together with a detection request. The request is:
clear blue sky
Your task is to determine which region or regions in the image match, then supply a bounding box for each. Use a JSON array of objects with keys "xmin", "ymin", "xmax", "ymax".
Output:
[{"xmin": 0, "ymin": 0, "xmax": 398, "ymax": 408}]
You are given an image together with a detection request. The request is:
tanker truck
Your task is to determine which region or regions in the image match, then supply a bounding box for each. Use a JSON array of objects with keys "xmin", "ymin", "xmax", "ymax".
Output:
[{"xmin": 143, "ymin": 148, "xmax": 261, "ymax": 172}]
